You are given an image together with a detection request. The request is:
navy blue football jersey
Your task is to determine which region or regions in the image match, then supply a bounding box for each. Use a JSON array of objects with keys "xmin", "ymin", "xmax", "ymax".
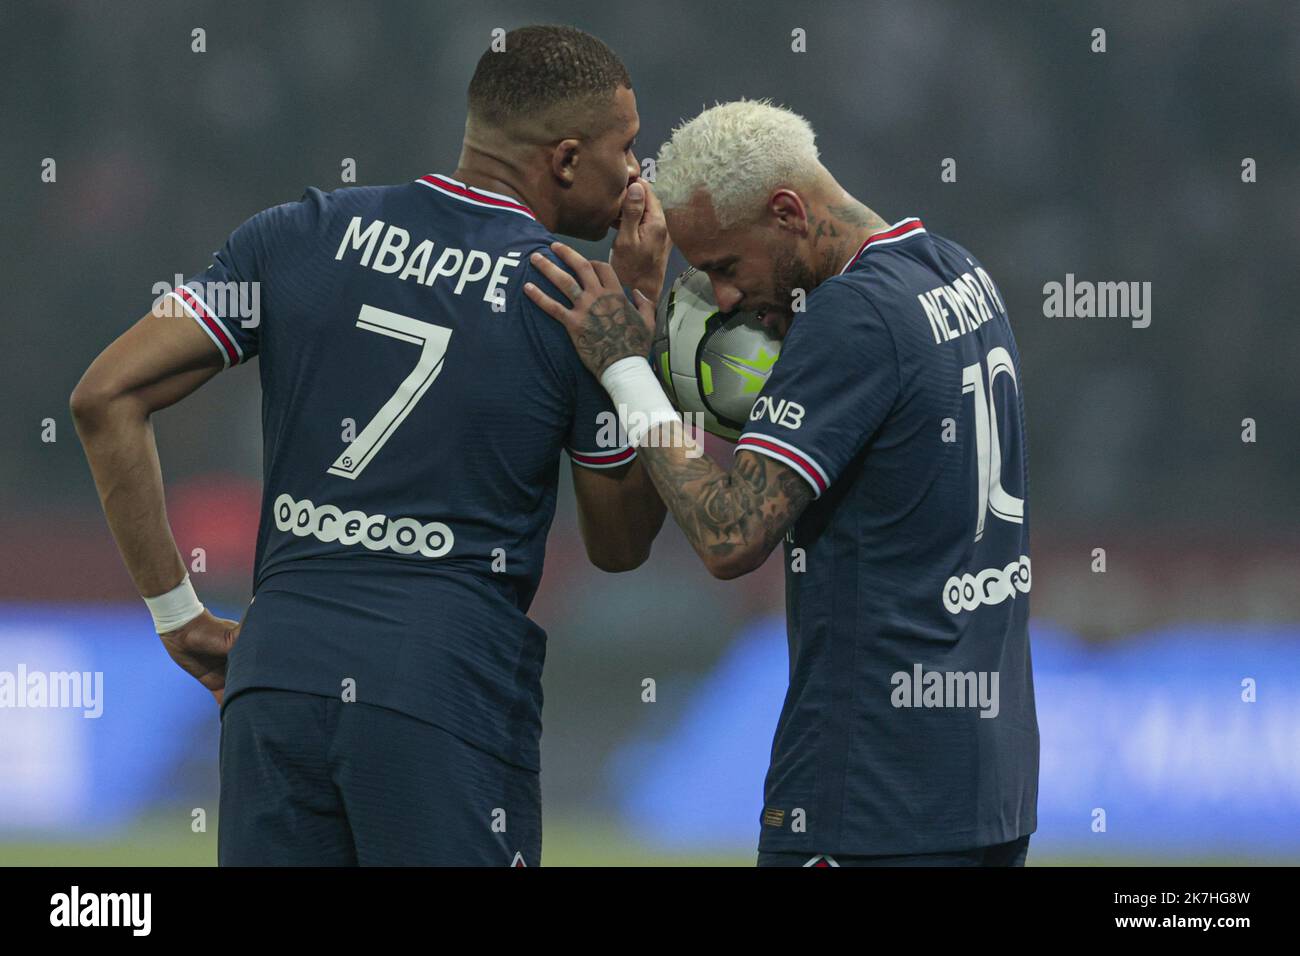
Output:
[
  {"xmin": 736, "ymin": 218, "xmax": 1038, "ymax": 855},
  {"xmin": 168, "ymin": 174, "xmax": 632, "ymax": 770}
]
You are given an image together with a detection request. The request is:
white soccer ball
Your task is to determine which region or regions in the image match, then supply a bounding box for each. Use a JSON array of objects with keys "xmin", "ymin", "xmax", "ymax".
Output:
[{"xmin": 650, "ymin": 267, "xmax": 781, "ymax": 441}]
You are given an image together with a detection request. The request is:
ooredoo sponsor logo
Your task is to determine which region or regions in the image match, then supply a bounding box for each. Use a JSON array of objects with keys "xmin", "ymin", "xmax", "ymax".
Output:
[
  {"xmin": 273, "ymin": 493, "xmax": 454, "ymax": 558},
  {"xmin": 942, "ymin": 555, "xmax": 1030, "ymax": 614}
]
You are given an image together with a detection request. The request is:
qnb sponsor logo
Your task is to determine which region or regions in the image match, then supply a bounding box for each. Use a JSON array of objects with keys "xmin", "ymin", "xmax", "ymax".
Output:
[
  {"xmin": 50, "ymin": 886, "xmax": 151, "ymax": 936},
  {"xmin": 273, "ymin": 493, "xmax": 454, "ymax": 558},
  {"xmin": 749, "ymin": 396, "xmax": 805, "ymax": 429},
  {"xmin": 942, "ymin": 555, "xmax": 1031, "ymax": 614},
  {"xmin": 890, "ymin": 664, "xmax": 1000, "ymax": 719}
]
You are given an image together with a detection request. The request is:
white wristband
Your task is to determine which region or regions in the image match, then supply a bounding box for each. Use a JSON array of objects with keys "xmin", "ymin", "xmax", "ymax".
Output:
[
  {"xmin": 144, "ymin": 573, "xmax": 206, "ymax": 634},
  {"xmin": 599, "ymin": 356, "xmax": 681, "ymax": 447}
]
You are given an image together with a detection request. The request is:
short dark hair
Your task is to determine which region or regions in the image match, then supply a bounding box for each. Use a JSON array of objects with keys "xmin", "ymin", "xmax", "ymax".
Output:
[{"xmin": 467, "ymin": 25, "xmax": 631, "ymax": 126}]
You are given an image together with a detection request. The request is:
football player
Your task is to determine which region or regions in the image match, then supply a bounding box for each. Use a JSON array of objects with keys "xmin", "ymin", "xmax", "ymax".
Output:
[
  {"xmin": 71, "ymin": 25, "xmax": 669, "ymax": 866},
  {"xmin": 525, "ymin": 98, "xmax": 1039, "ymax": 867}
]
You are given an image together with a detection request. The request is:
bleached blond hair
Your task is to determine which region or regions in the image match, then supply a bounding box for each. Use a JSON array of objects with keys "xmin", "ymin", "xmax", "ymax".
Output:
[{"xmin": 655, "ymin": 99, "xmax": 822, "ymax": 229}]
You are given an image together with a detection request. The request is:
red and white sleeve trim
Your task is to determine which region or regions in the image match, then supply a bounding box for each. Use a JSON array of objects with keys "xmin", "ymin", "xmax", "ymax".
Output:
[
  {"xmin": 167, "ymin": 284, "xmax": 244, "ymax": 368},
  {"xmin": 735, "ymin": 432, "xmax": 830, "ymax": 498},
  {"xmin": 567, "ymin": 445, "xmax": 637, "ymax": 470}
]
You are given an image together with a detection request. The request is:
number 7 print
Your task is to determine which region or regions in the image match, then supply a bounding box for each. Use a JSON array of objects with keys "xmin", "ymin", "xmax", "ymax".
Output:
[{"xmin": 328, "ymin": 304, "xmax": 452, "ymax": 480}]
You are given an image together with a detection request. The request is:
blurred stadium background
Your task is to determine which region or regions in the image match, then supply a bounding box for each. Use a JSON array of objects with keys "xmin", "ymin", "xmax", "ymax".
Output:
[{"xmin": 2, "ymin": 0, "xmax": 1298, "ymax": 865}]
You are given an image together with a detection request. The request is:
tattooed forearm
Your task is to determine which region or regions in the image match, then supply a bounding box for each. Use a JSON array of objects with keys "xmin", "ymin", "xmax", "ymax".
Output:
[
  {"xmin": 637, "ymin": 429, "xmax": 815, "ymax": 577},
  {"xmin": 575, "ymin": 293, "xmax": 653, "ymax": 375}
]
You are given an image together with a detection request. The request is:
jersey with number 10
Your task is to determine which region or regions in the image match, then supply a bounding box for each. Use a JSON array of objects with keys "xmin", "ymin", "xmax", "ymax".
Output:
[
  {"xmin": 169, "ymin": 175, "xmax": 630, "ymax": 770},
  {"xmin": 736, "ymin": 218, "xmax": 1039, "ymax": 855}
]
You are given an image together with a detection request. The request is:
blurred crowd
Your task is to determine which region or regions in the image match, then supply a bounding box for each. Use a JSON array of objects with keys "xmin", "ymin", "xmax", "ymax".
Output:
[{"xmin": 3, "ymin": 1, "xmax": 1297, "ymax": 809}]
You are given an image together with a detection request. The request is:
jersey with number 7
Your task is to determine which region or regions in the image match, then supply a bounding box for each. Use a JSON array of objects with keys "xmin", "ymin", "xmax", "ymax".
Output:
[{"xmin": 168, "ymin": 175, "xmax": 633, "ymax": 770}]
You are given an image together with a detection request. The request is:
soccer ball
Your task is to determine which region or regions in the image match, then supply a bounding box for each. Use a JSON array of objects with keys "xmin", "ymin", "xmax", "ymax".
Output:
[{"xmin": 650, "ymin": 267, "xmax": 781, "ymax": 441}]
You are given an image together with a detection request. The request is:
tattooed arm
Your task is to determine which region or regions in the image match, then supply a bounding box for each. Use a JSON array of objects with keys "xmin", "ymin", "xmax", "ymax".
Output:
[
  {"xmin": 637, "ymin": 435, "xmax": 814, "ymax": 578},
  {"xmin": 524, "ymin": 241, "xmax": 815, "ymax": 579}
]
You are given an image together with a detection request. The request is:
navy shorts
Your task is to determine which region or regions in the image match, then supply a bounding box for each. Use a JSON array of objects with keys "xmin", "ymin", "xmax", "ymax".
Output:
[
  {"xmin": 218, "ymin": 688, "xmax": 541, "ymax": 866},
  {"xmin": 758, "ymin": 835, "xmax": 1031, "ymax": 867}
]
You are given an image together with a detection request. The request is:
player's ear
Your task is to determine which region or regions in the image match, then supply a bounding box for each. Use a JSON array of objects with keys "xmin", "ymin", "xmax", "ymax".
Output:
[
  {"xmin": 551, "ymin": 139, "xmax": 581, "ymax": 186},
  {"xmin": 769, "ymin": 189, "xmax": 807, "ymax": 234}
]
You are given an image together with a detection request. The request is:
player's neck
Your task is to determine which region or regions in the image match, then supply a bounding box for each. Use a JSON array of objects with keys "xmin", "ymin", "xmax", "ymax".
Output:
[
  {"xmin": 451, "ymin": 147, "xmax": 545, "ymax": 222},
  {"xmin": 451, "ymin": 167, "xmax": 523, "ymax": 201},
  {"xmin": 810, "ymin": 195, "xmax": 889, "ymax": 283}
]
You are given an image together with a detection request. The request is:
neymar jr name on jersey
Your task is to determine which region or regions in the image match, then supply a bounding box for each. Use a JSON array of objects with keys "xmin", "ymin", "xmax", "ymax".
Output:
[{"xmin": 916, "ymin": 264, "xmax": 1006, "ymax": 346}]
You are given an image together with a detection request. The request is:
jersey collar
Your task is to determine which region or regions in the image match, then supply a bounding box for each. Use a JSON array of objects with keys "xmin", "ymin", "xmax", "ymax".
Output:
[
  {"xmin": 839, "ymin": 217, "xmax": 927, "ymax": 274},
  {"xmin": 416, "ymin": 173, "xmax": 537, "ymax": 221}
]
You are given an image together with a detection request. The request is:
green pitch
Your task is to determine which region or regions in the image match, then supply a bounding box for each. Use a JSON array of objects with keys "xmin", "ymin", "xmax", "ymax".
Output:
[{"xmin": 0, "ymin": 816, "xmax": 1279, "ymax": 866}]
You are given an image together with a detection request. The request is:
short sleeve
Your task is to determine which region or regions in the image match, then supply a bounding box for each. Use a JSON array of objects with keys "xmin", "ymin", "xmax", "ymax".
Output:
[
  {"xmin": 165, "ymin": 193, "xmax": 324, "ymax": 368},
  {"xmin": 566, "ymin": 359, "xmax": 636, "ymax": 469},
  {"xmin": 735, "ymin": 278, "xmax": 898, "ymax": 497},
  {"xmin": 514, "ymin": 249, "xmax": 635, "ymax": 470},
  {"xmin": 166, "ymin": 212, "xmax": 267, "ymax": 367}
]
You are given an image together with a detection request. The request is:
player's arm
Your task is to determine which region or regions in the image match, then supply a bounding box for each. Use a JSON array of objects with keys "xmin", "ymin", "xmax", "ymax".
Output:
[
  {"xmin": 526, "ymin": 212, "xmax": 671, "ymax": 574},
  {"xmin": 70, "ymin": 301, "xmax": 241, "ymax": 703},
  {"xmin": 71, "ymin": 302, "xmax": 220, "ymax": 595},
  {"xmin": 635, "ymin": 441, "xmax": 813, "ymax": 579},
  {"xmin": 571, "ymin": 457, "xmax": 667, "ymax": 572},
  {"xmin": 525, "ymin": 243, "xmax": 815, "ymax": 578},
  {"xmin": 567, "ymin": 176, "xmax": 671, "ymax": 571}
]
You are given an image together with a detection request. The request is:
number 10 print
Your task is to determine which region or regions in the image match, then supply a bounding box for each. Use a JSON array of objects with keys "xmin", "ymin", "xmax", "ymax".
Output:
[{"xmin": 962, "ymin": 346, "xmax": 1024, "ymax": 541}]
